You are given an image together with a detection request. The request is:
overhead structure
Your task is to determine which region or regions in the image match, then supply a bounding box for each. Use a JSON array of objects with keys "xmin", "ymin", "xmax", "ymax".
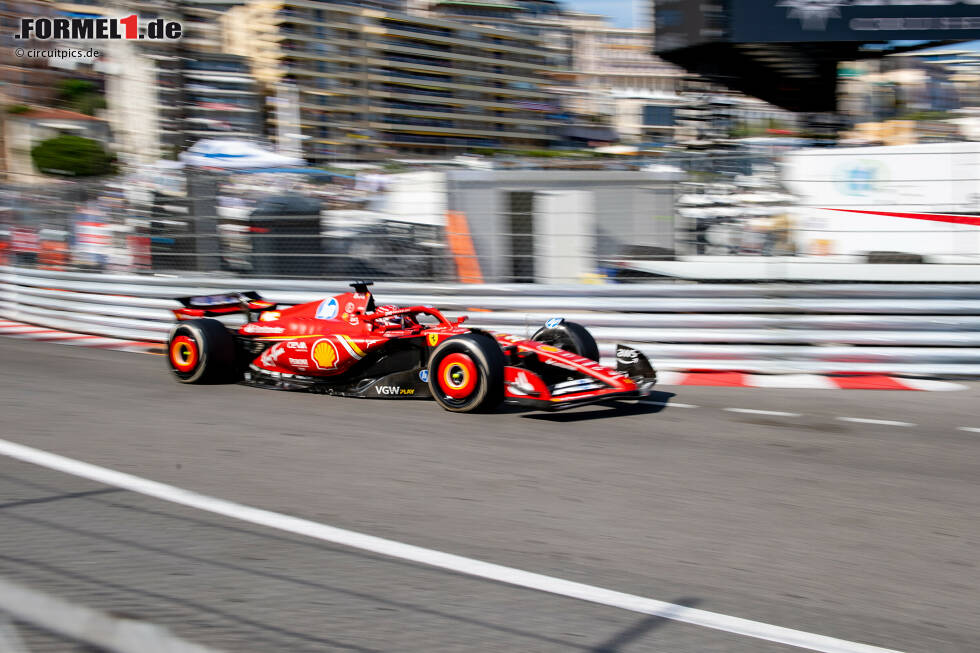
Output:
[{"xmin": 654, "ymin": 0, "xmax": 980, "ymax": 112}]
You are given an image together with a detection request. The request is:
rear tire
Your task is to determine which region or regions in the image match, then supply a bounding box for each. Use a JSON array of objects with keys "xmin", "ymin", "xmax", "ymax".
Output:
[
  {"xmin": 531, "ymin": 321, "xmax": 600, "ymax": 361},
  {"xmin": 428, "ymin": 333, "xmax": 504, "ymax": 413},
  {"xmin": 167, "ymin": 318, "xmax": 237, "ymax": 384}
]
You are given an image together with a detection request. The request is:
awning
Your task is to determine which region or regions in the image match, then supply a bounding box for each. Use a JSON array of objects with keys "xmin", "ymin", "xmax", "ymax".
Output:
[
  {"xmin": 559, "ymin": 126, "xmax": 619, "ymax": 142},
  {"xmin": 231, "ymin": 167, "xmax": 354, "ymax": 178}
]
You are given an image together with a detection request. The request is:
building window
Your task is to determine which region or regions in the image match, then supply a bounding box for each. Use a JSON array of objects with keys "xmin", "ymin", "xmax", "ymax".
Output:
[{"xmin": 642, "ymin": 105, "xmax": 675, "ymax": 127}]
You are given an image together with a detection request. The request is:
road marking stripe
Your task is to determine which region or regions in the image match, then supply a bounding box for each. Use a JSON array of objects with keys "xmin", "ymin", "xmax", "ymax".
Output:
[
  {"xmin": 640, "ymin": 400, "xmax": 700, "ymax": 408},
  {"xmin": 0, "ymin": 438, "xmax": 899, "ymax": 653},
  {"xmin": 837, "ymin": 417, "xmax": 916, "ymax": 427},
  {"xmin": 725, "ymin": 408, "xmax": 802, "ymax": 417},
  {"xmin": 957, "ymin": 427, "xmax": 980, "ymax": 433}
]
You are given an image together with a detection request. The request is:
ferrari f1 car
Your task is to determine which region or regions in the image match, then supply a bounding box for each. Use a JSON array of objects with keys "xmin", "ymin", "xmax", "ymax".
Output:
[{"xmin": 166, "ymin": 282, "xmax": 656, "ymax": 413}]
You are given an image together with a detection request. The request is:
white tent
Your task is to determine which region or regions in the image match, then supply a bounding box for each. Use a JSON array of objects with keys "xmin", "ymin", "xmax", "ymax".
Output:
[
  {"xmin": 593, "ymin": 145, "xmax": 639, "ymax": 155},
  {"xmin": 179, "ymin": 139, "xmax": 304, "ymax": 169}
]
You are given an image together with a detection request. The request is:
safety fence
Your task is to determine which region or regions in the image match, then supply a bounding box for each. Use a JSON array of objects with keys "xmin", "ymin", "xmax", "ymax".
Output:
[
  {"xmin": 3, "ymin": 266, "xmax": 980, "ymax": 376},
  {"xmin": 5, "ymin": 145, "xmax": 980, "ymax": 286}
]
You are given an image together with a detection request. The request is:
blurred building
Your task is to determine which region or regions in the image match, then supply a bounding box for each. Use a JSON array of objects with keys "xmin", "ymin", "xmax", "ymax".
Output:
[
  {"xmin": 557, "ymin": 13, "xmax": 684, "ymax": 145},
  {"xmin": 223, "ymin": 1, "xmax": 563, "ymax": 161},
  {"xmin": 426, "ymin": 0, "xmax": 561, "ymax": 30},
  {"xmin": 0, "ymin": 0, "xmax": 75, "ymax": 108},
  {"xmin": 181, "ymin": 54, "xmax": 264, "ymax": 143},
  {"xmin": 1, "ymin": 0, "xmax": 108, "ymax": 178},
  {"xmin": 98, "ymin": 0, "xmax": 264, "ymax": 165},
  {"xmin": 2, "ymin": 107, "xmax": 108, "ymax": 184},
  {"xmin": 837, "ymin": 49, "xmax": 979, "ymax": 144},
  {"xmin": 413, "ymin": 4, "xmax": 679, "ymax": 145}
]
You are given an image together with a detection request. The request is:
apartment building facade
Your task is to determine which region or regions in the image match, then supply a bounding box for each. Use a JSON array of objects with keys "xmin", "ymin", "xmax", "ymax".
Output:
[
  {"xmin": 223, "ymin": 1, "xmax": 564, "ymax": 161},
  {"xmin": 417, "ymin": 3, "xmax": 686, "ymax": 144}
]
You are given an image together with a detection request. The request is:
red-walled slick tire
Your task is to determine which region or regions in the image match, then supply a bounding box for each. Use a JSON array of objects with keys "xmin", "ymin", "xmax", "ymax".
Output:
[
  {"xmin": 167, "ymin": 318, "xmax": 237, "ymax": 384},
  {"xmin": 428, "ymin": 333, "xmax": 504, "ymax": 413}
]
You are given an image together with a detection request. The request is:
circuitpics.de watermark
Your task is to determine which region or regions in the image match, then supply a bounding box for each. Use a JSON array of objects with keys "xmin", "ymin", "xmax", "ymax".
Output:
[{"xmin": 13, "ymin": 15, "xmax": 182, "ymax": 41}]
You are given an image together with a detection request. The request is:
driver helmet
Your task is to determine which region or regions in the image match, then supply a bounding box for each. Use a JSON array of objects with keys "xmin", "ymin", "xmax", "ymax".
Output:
[{"xmin": 374, "ymin": 304, "xmax": 404, "ymax": 328}]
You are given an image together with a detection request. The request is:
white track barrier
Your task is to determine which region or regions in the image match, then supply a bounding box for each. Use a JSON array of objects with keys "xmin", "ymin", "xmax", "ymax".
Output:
[{"xmin": 3, "ymin": 266, "xmax": 980, "ymax": 376}]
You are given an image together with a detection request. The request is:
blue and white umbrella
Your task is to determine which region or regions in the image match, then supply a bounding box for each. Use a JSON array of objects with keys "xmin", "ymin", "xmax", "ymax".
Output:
[{"xmin": 179, "ymin": 139, "xmax": 304, "ymax": 169}]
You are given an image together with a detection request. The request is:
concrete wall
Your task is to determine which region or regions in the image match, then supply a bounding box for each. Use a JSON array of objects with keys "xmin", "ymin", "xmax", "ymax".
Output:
[{"xmin": 446, "ymin": 170, "xmax": 675, "ymax": 282}]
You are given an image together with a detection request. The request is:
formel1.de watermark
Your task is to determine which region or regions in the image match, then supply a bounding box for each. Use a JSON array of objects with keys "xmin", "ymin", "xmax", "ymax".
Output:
[
  {"xmin": 13, "ymin": 47, "xmax": 102, "ymax": 59},
  {"xmin": 13, "ymin": 15, "xmax": 182, "ymax": 41}
]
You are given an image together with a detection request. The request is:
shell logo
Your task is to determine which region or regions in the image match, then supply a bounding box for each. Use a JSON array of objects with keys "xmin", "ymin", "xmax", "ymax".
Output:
[
  {"xmin": 259, "ymin": 311, "xmax": 281, "ymax": 322},
  {"xmin": 311, "ymin": 338, "xmax": 339, "ymax": 370},
  {"xmin": 538, "ymin": 345, "xmax": 562, "ymax": 354}
]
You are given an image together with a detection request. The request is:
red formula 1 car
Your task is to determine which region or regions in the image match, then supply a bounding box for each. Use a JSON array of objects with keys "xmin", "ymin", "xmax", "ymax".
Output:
[{"xmin": 167, "ymin": 281, "xmax": 656, "ymax": 413}]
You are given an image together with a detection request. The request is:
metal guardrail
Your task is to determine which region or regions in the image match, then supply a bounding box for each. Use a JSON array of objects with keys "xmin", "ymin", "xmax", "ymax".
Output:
[{"xmin": 3, "ymin": 266, "xmax": 980, "ymax": 376}]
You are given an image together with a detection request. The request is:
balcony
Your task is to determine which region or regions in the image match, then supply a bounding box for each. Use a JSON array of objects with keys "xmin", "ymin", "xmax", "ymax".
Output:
[
  {"xmin": 379, "ymin": 20, "xmax": 451, "ymax": 38},
  {"xmin": 380, "ymin": 84, "xmax": 453, "ymax": 99},
  {"xmin": 371, "ymin": 67, "xmax": 452, "ymax": 84},
  {"xmin": 380, "ymin": 116, "xmax": 455, "ymax": 128},
  {"xmin": 379, "ymin": 132, "xmax": 501, "ymax": 147},
  {"xmin": 382, "ymin": 53, "xmax": 451, "ymax": 68}
]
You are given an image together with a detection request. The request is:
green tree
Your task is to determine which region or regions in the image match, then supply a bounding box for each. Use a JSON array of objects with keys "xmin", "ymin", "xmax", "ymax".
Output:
[
  {"xmin": 56, "ymin": 79, "xmax": 106, "ymax": 116},
  {"xmin": 31, "ymin": 134, "xmax": 115, "ymax": 177},
  {"xmin": 57, "ymin": 79, "xmax": 97, "ymax": 101}
]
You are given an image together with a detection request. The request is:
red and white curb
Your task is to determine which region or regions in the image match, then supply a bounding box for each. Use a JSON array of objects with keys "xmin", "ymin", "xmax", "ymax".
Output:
[
  {"xmin": 656, "ymin": 371, "xmax": 966, "ymax": 392},
  {"xmin": 0, "ymin": 320, "xmax": 162, "ymax": 354}
]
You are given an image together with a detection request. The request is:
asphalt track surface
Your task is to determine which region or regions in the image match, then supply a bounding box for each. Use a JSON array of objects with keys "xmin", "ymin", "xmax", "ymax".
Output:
[{"xmin": 0, "ymin": 337, "xmax": 978, "ymax": 652}]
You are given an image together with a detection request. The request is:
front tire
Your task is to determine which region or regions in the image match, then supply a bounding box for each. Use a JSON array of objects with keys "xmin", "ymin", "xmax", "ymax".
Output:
[
  {"xmin": 531, "ymin": 321, "xmax": 600, "ymax": 361},
  {"xmin": 428, "ymin": 333, "xmax": 504, "ymax": 413},
  {"xmin": 167, "ymin": 318, "xmax": 237, "ymax": 384}
]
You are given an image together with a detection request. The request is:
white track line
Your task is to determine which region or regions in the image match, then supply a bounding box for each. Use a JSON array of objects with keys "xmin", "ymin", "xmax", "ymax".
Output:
[
  {"xmin": 724, "ymin": 408, "xmax": 802, "ymax": 417},
  {"xmin": 640, "ymin": 400, "xmax": 700, "ymax": 408},
  {"xmin": 0, "ymin": 438, "xmax": 899, "ymax": 653},
  {"xmin": 957, "ymin": 427, "xmax": 980, "ymax": 434},
  {"xmin": 837, "ymin": 417, "xmax": 916, "ymax": 428}
]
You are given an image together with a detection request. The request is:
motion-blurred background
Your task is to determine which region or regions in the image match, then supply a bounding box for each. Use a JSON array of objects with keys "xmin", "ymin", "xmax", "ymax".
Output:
[
  {"xmin": 3, "ymin": 4, "xmax": 980, "ymax": 653},
  {"xmin": 0, "ymin": 0, "xmax": 978, "ymax": 283}
]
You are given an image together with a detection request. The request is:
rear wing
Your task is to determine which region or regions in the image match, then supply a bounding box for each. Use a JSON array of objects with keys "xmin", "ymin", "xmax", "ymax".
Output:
[{"xmin": 173, "ymin": 291, "xmax": 277, "ymax": 320}]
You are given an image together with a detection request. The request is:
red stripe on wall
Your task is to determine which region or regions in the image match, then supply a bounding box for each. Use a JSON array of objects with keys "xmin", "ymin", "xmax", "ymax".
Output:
[{"xmin": 824, "ymin": 208, "xmax": 980, "ymax": 227}]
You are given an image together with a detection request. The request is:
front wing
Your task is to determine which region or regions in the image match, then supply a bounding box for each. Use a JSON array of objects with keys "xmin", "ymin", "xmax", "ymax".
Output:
[{"xmin": 501, "ymin": 340, "xmax": 656, "ymax": 411}]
